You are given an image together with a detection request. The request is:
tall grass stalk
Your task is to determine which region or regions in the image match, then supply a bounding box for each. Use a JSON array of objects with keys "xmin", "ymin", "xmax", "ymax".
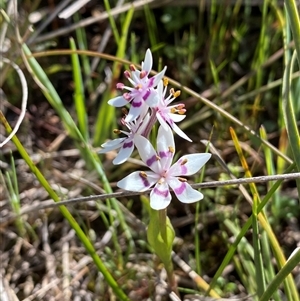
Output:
[
  {"xmin": 285, "ymin": 0, "xmax": 300, "ymax": 65},
  {"xmin": 1, "ymin": 157, "xmax": 25, "ymax": 237},
  {"xmin": 70, "ymin": 38, "xmax": 89, "ymax": 141},
  {"xmin": 93, "ymin": 6, "xmax": 134, "ymax": 146},
  {"xmin": 207, "ymin": 161, "xmax": 299, "ymax": 299},
  {"xmin": 230, "ymin": 127, "xmax": 298, "ymax": 301},
  {"xmin": 282, "ymin": 50, "xmax": 300, "ymax": 196}
]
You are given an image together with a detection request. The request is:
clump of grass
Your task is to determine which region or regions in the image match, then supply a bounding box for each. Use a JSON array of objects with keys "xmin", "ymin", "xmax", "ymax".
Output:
[{"xmin": 1, "ymin": 1, "xmax": 300, "ymax": 300}]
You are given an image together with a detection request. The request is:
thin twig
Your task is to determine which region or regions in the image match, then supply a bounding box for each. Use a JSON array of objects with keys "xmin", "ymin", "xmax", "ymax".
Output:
[
  {"xmin": 6, "ymin": 172, "xmax": 300, "ymax": 214},
  {"xmin": 26, "ymin": 0, "xmax": 73, "ymax": 44},
  {"xmin": 30, "ymin": 0, "xmax": 157, "ymax": 44}
]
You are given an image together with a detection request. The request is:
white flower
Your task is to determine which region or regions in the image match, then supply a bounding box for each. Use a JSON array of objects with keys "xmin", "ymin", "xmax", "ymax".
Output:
[
  {"xmin": 117, "ymin": 126, "xmax": 211, "ymax": 210},
  {"xmin": 99, "ymin": 113, "xmax": 150, "ymax": 165},
  {"xmin": 108, "ymin": 49, "xmax": 166, "ymax": 122},
  {"xmin": 155, "ymin": 79, "xmax": 191, "ymax": 142}
]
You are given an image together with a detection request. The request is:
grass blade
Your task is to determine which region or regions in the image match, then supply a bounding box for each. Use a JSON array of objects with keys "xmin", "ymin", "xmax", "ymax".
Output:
[
  {"xmin": 93, "ymin": 6, "xmax": 134, "ymax": 146},
  {"xmin": 259, "ymin": 249, "xmax": 300, "ymax": 301},
  {"xmin": 230, "ymin": 128, "xmax": 266, "ymax": 297},
  {"xmin": 282, "ymin": 50, "xmax": 300, "ymax": 196},
  {"xmin": 285, "ymin": 0, "xmax": 300, "ymax": 66},
  {"xmin": 70, "ymin": 37, "xmax": 89, "ymax": 141}
]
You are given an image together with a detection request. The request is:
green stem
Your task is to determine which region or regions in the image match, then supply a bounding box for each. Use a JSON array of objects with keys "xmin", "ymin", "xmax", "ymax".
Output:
[
  {"xmin": 158, "ymin": 209, "xmax": 178, "ymax": 294},
  {"xmin": 158, "ymin": 209, "xmax": 167, "ymax": 243}
]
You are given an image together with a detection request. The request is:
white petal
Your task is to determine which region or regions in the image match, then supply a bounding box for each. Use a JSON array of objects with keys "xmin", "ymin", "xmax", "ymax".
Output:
[
  {"xmin": 170, "ymin": 122, "xmax": 192, "ymax": 142},
  {"xmin": 156, "ymin": 126, "xmax": 174, "ymax": 169},
  {"xmin": 150, "ymin": 182, "xmax": 172, "ymax": 210},
  {"xmin": 125, "ymin": 103, "xmax": 145, "ymax": 122},
  {"xmin": 130, "ymin": 70, "xmax": 140, "ymax": 84},
  {"xmin": 169, "ymin": 153, "xmax": 211, "ymax": 176},
  {"xmin": 137, "ymin": 112, "xmax": 150, "ymax": 135},
  {"xmin": 156, "ymin": 80, "xmax": 164, "ymax": 96},
  {"xmin": 98, "ymin": 138, "xmax": 125, "ymax": 153},
  {"xmin": 144, "ymin": 90, "xmax": 159, "ymax": 107},
  {"xmin": 168, "ymin": 113, "xmax": 186, "ymax": 122},
  {"xmin": 134, "ymin": 135, "xmax": 161, "ymax": 173},
  {"xmin": 152, "ymin": 66, "xmax": 167, "ymax": 87},
  {"xmin": 168, "ymin": 178, "xmax": 204, "ymax": 203},
  {"xmin": 117, "ymin": 171, "xmax": 158, "ymax": 191},
  {"xmin": 142, "ymin": 49, "xmax": 153, "ymax": 74},
  {"xmin": 112, "ymin": 140, "xmax": 134, "ymax": 165},
  {"xmin": 156, "ymin": 113, "xmax": 170, "ymax": 131},
  {"xmin": 108, "ymin": 95, "xmax": 128, "ymax": 107}
]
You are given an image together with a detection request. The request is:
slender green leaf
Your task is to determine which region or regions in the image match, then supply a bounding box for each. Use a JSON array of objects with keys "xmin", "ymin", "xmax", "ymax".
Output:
[
  {"xmin": 70, "ymin": 37, "xmax": 89, "ymax": 141},
  {"xmin": 282, "ymin": 50, "xmax": 300, "ymax": 197},
  {"xmin": 285, "ymin": 0, "xmax": 300, "ymax": 66},
  {"xmin": 259, "ymin": 249, "xmax": 300, "ymax": 301}
]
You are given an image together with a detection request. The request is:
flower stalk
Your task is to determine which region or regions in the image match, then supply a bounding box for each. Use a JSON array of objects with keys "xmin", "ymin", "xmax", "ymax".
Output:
[{"xmin": 100, "ymin": 49, "xmax": 211, "ymax": 292}]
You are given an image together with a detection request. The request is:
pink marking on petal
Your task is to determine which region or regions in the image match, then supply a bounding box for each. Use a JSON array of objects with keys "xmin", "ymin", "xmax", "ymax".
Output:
[
  {"xmin": 158, "ymin": 150, "xmax": 171, "ymax": 159},
  {"xmin": 132, "ymin": 100, "xmax": 143, "ymax": 107},
  {"xmin": 123, "ymin": 141, "xmax": 133, "ymax": 148},
  {"xmin": 177, "ymin": 160, "xmax": 188, "ymax": 174},
  {"xmin": 147, "ymin": 77, "xmax": 155, "ymax": 87},
  {"xmin": 181, "ymin": 165, "xmax": 188, "ymax": 174},
  {"xmin": 146, "ymin": 155, "xmax": 158, "ymax": 167},
  {"xmin": 158, "ymin": 112, "xmax": 168, "ymax": 122},
  {"xmin": 174, "ymin": 182, "xmax": 186, "ymax": 195},
  {"xmin": 139, "ymin": 173, "xmax": 150, "ymax": 187},
  {"xmin": 167, "ymin": 118, "xmax": 174, "ymax": 125},
  {"xmin": 153, "ymin": 186, "xmax": 169, "ymax": 197},
  {"xmin": 143, "ymin": 90, "xmax": 151, "ymax": 101}
]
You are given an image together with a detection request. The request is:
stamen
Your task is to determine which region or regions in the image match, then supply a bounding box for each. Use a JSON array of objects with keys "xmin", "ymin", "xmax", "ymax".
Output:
[
  {"xmin": 140, "ymin": 70, "xmax": 147, "ymax": 79},
  {"xmin": 173, "ymin": 90, "xmax": 181, "ymax": 98},
  {"xmin": 140, "ymin": 171, "xmax": 148, "ymax": 178},
  {"xmin": 129, "ymin": 64, "xmax": 136, "ymax": 71},
  {"xmin": 113, "ymin": 129, "xmax": 121, "ymax": 134},
  {"xmin": 178, "ymin": 109, "xmax": 186, "ymax": 115},
  {"xmin": 178, "ymin": 177, "xmax": 187, "ymax": 182},
  {"xmin": 124, "ymin": 70, "xmax": 131, "ymax": 78},
  {"xmin": 163, "ymin": 78, "xmax": 168, "ymax": 86},
  {"xmin": 116, "ymin": 83, "xmax": 124, "ymax": 89},
  {"xmin": 170, "ymin": 88, "xmax": 175, "ymax": 95},
  {"xmin": 180, "ymin": 158, "xmax": 188, "ymax": 165},
  {"xmin": 168, "ymin": 146, "xmax": 175, "ymax": 153},
  {"xmin": 170, "ymin": 108, "xmax": 177, "ymax": 113},
  {"xmin": 156, "ymin": 155, "xmax": 161, "ymax": 161},
  {"xmin": 123, "ymin": 93, "xmax": 131, "ymax": 101}
]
